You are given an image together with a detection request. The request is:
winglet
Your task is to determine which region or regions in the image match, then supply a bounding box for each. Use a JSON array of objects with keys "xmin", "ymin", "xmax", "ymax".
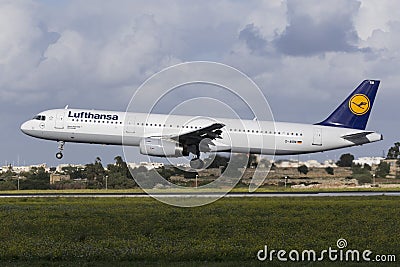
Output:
[{"xmin": 316, "ymin": 80, "xmax": 380, "ymax": 130}]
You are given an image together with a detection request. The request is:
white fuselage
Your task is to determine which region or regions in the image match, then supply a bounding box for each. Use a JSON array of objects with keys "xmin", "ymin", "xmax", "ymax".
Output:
[{"xmin": 20, "ymin": 108, "xmax": 382, "ymax": 156}]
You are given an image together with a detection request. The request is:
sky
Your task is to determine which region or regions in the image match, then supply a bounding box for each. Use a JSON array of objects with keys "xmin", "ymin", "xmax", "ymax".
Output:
[{"xmin": 1, "ymin": 0, "xmax": 399, "ymax": 167}]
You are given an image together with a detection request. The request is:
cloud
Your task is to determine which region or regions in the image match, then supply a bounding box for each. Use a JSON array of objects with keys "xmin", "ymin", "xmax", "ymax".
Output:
[
  {"xmin": 354, "ymin": 0, "xmax": 400, "ymax": 40},
  {"xmin": 0, "ymin": 1, "xmax": 60, "ymax": 103},
  {"xmin": 1, "ymin": 0, "xmax": 400, "ymax": 165},
  {"xmin": 239, "ymin": 24, "xmax": 268, "ymax": 55},
  {"xmin": 274, "ymin": 0, "xmax": 362, "ymax": 56}
]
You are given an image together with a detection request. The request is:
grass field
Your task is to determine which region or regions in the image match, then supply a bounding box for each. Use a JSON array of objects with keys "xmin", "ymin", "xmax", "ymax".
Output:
[
  {"xmin": 0, "ymin": 196, "xmax": 398, "ymax": 266},
  {"xmin": 1, "ymin": 184, "xmax": 400, "ymax": 195}
]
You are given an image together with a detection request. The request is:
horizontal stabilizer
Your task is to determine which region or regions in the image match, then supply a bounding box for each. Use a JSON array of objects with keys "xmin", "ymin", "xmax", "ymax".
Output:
[
  {"xmin": 341, "ymin": 131, "xmax": 382, "ymax": 145},
  {"xmin": 341, "ymin": 132, "xmax": 373, "ymax": 140}
]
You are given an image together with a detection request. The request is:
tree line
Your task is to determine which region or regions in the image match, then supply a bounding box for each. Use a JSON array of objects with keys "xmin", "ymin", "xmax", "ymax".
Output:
[
  {"xmin": 0, "ymin": 156, "xmax": 138, "ymax": 190},
  {"xmin": 1, "ymin": 142, "xmax": 399, "ymax": 190}
]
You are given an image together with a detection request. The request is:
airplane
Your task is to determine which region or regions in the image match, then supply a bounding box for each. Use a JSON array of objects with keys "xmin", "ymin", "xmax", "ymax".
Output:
[{"xmin": 21, "ymin": 80, "xmax": 382, "ymax": 169}]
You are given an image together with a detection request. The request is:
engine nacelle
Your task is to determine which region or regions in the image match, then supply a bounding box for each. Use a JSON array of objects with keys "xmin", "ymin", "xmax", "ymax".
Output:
[{"xmin": 139, "ymin": 138, "xmax": 183, "ymax": 157}]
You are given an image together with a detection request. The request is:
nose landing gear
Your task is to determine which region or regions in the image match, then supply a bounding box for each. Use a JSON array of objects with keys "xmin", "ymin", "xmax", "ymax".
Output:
[{"xmin": 56, "ymin": 141, "xmax": 65, "ymax": 159}]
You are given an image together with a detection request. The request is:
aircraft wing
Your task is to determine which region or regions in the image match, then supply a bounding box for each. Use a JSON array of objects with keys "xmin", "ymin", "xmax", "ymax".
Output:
[{"xmin": 170, "ymin": 123, "xmax": 225, "ymax": 152}]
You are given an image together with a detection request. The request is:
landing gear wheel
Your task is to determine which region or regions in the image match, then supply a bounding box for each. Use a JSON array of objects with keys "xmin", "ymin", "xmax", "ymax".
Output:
[
  {"xmin": 190, "ymin": 158, "xmax": 204, "ymax": 169},
  {"xmin": 56, "ymin": 141, "xmax": 65, "ymax": 159}
]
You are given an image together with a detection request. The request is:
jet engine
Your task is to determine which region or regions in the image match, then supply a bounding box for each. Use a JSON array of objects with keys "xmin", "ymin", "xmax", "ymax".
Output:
[{"xmin": 139, "ymin": 138, "xmax": 183, "ymax": 157}]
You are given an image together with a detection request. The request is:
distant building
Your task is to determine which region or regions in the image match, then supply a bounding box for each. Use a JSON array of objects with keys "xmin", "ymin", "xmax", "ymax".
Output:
[
  {"xmin": 274, "ymin": 160, "xmax": 299, "ymax": 168},
  {"xmin": 382, "ymin": 159, "xmax": 399, "ymax": 178},
  {"xmin": 0, "ymin": 163, "xmax": 49, "ymax": 174},
  {"xmin": 274, "ymin": 159, "xmax": 337, "ymax": 168},
  {"xmin": 50, "ymin": 174, "xmax": 71, "ymax": 184},
  {"xmin": 353, "ymin": 157, "xmax": 384, "ymax": 167},
  {"xmin": 56, "ymin": 164, "xmax": 86, "ymax": 173},
  {"xmin": 128, "ymin": 162, "xmax": 164, "ymax": 170},
  {"xmin": 322, "ymin": 160, "xmax": 337, "ymax": 168}
]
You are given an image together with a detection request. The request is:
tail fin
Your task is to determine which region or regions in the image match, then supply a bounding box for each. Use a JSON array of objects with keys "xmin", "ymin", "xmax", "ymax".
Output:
[{"xmin": 316, "ymin": 80, "xmax": 380, "ymax": 130}]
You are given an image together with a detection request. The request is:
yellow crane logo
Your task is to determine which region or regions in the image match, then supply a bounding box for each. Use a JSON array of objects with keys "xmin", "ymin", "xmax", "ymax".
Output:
[{"xmin": 349, "ymin": 94, "xmax": 370, "ymax": 115}]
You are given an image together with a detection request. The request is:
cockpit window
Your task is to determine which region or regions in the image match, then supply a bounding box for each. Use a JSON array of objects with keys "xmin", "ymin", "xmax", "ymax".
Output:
[{"xmin": 33, "ymin": 115, "xmax": 46, "ymax": 121}]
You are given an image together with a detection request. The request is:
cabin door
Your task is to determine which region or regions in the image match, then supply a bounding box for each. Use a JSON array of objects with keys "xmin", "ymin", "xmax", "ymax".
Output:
[
  {"xmin": 55, "ymin": 112, "xmax": 65, "ymax": 129},
  {"xmin": 125, "ymin": 114, "xmax": 136, "ymax": 134},
  {"xmin": 312, "ymin": 127, "xmax": 322, "ymax": 146}
]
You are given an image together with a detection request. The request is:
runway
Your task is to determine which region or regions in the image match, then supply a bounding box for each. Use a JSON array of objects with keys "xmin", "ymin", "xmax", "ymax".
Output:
[{"xmin": 0, "ymin": 191, "xmax": 399, "ymax": 198}]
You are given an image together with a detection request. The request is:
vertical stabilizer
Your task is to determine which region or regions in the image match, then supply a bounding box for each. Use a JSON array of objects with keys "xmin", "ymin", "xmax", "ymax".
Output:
[{"xmin": 316, "ymin": 80, "xmax": 380, "ymax": 130}]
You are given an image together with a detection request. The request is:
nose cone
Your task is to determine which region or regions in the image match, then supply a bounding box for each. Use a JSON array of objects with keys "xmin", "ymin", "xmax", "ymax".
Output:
[{"xmin": 20, "ymin": 121, "xmax": 32, "ymax": 135}]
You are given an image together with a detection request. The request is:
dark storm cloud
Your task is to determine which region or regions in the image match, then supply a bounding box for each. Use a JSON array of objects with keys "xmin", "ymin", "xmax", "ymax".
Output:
[
  {"xmin": 274, "ymin": 1, "xmax": 361, "ymax": 56},
  {"xmin": 239, "ymin": 23, "xmax": 268, "ymax": 55},
  {"xmin": 1, "ymin": 0, "xmax": 399, "ymax": 166},
  {"xmin": 37, "ymin": 23, "xmax": 60, "ymax": 62}
]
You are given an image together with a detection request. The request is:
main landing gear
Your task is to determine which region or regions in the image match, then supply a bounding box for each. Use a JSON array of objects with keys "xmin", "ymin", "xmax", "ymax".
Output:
[
  {"xmin": 190, "ymin": 158, "xmax": 204, "ymax": 169},
  {"xmin": 189, "ymin": 148, "xmax": 204, "ymax": 169},
  {"xmin": 56, "ymin": 141, "xmax": 65, "ymax": 159}
]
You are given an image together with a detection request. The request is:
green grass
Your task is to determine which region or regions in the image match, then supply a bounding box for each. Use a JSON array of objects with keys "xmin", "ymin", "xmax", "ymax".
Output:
[
  {"xmin": 0, "ymin": 184, "xmax": 400, "ymax": 195},
  {"xmin": 0, "ymin": 197, "xmax": 398, "ymax": 266}
]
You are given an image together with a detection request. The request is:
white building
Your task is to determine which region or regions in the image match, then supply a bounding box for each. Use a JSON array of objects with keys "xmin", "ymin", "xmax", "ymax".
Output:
[
  {"xmin": 274, "ymin": 159, "xmax": 337, "ymax": 168},
  {"xmin": 56, "ymin": 164, "xmax": 86, "ymax": 173},
  {"xmin": 128, "ymin": 162, "xmax": 164, "ymax": 170},
  {"xmin": 353, "ymin": 157, "xmax": 384, "ymax": 167},
  {"xmin": 0, "ymin": 163, "xmax": 49, "ymax": 174}
]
